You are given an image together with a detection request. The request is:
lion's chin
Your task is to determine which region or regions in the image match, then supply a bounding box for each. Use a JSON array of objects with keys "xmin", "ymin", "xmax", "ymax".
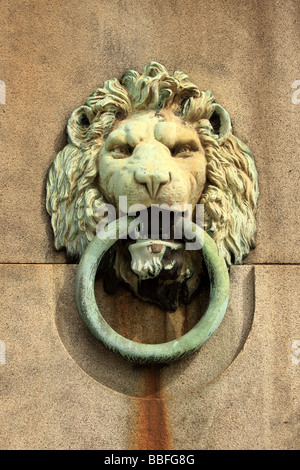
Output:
[
  {"xmin": 98, "ymin": 237, "xmax": 204, "ymax": 312},
  {"xmin": 97, "ymin": 206, "xmax": 205, "ymax": 311}
]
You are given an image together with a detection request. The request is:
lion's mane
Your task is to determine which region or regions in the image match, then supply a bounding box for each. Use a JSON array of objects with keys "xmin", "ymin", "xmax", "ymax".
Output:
[{"xmin": 46, "ymin": 62, "xmax": 258, "ymax": 266}]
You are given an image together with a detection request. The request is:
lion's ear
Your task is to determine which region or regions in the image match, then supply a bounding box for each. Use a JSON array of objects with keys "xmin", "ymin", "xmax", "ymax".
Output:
[
  {"xmin": 209, "ymin": 104, "xmax": 232, "ymax": 144},
  {"xmin": 67, "ymin": 105, "xmax": 94, "ymax": 147}
]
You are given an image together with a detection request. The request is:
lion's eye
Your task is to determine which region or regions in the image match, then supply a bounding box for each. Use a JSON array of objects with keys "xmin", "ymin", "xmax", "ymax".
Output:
[
  {"xmin": 171, "ymin": 144, "xmax": 193, "ymax": 157},
  {"xmin": 111, "ymin": 145, "xmax": 132, "ymax": 158}
]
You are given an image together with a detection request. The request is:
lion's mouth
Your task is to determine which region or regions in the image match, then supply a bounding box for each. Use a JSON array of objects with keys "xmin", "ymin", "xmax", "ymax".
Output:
[
  {"xmin": 123, "ymin": 207, "xmax": 186, "ymax": 281},
  {"xmin": 124, "ymin": 206, "xmax": 187, "ymax": 243}
]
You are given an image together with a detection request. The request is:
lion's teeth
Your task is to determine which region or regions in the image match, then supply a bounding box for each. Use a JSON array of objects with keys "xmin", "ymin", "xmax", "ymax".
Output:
[{"xmin": 128, "ymin": 239, "xmax": 183, "ymax": 280}]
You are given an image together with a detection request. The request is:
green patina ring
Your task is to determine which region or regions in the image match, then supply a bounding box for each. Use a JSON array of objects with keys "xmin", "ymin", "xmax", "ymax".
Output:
[{"xmin": 75, "ymin": 217, "xmax": 230, "ymax": 364}]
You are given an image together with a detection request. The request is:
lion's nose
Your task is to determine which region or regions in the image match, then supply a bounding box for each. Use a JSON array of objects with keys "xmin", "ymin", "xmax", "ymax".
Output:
[{"xmin": 134, "ymin": 168, "xmax": 171, "ymax": 198}]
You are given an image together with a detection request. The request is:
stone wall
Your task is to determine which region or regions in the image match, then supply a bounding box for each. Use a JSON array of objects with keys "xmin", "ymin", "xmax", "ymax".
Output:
[{"xmin": 0, "ymin": 0, "xmax": 299, "ymax": 449}]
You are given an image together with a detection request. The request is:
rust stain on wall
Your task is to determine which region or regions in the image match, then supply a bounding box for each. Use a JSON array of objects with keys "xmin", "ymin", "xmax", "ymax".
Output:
[{"xmin": 132, "ymin": 365, "xmax": 172, "ymax": 450}]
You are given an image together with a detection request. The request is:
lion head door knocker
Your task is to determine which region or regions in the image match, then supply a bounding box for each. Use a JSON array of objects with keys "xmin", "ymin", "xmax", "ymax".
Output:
[{"xmin": 46, "ymin": 62, "xmax": 258, "ymax": 363}]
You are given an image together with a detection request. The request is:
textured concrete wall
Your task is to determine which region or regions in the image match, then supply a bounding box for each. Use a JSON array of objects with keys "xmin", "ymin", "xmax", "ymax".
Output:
[{"xmin": 0, "ymin": 0, "xmax": 299, "ymax": 449}]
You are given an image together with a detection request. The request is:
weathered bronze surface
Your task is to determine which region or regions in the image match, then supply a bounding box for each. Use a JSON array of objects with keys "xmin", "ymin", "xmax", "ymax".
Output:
[
  {"xmin": 46, "ymin": 62, "xmax": 258, "ymax": 363},
  {"xmin": 76, "ymin": 217, "xmax": 229, "ymax": 363}
]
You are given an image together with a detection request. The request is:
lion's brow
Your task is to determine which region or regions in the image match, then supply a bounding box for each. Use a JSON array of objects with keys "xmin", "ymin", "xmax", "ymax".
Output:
[
  {"xmin": 105, "ymin": 130, "xmax": 127, "ymax": 149},
  {"xmin": 154, "ymin": 111, "xmax": 165, "ymax": 121}
]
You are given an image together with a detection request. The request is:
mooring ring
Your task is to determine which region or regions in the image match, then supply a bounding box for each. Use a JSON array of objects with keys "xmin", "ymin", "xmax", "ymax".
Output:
[{"xmin": 75, "ymin": 216, "xmax": 230, "ymax": 364}]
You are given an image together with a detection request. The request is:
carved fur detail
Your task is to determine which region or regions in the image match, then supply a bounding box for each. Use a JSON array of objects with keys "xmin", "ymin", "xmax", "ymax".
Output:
[{"xmin": 47, "ymin": 62, "xmax": 258, "ymax": 270}]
